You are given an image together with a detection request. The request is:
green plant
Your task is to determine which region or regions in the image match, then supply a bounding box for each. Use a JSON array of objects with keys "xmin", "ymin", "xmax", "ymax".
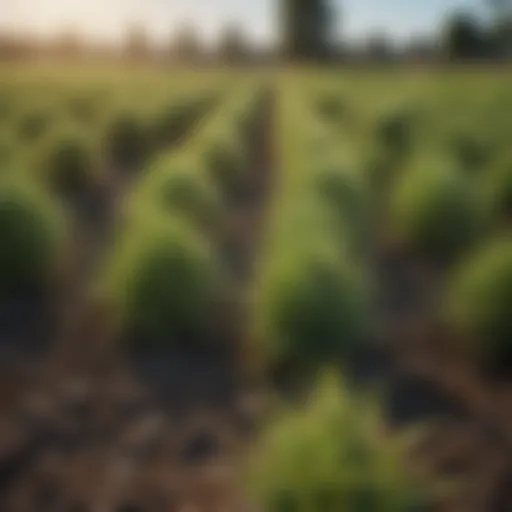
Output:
[
  {"xmin": 67, "ymin": 93, "xmax": 100, "ymax": 125},
  {"xmin": 248, "ymin": 371, "xmax": 436, "ymax": 512},
  {"xmin": 132, "ymin": 157, "xmax": 223, "ymax": 232},
  {"xmin": 316, "ymin": 93, "xmax": 347, "ymax": 124},
  {"xmin": 252, "ymin": 243, "xmax": 370, "ymax": 367},
  {"xmin": 37, "ymin": 126, "xmax": 98, "ymax": 197},
  {"xmin": 313, "ymin": 162, "xmax": 369, "ymax": 250},
  {"xmin": 103, "ymin": 214, "xmax": 224, "ymax": 348},
  {"xmin": 17, "ymin": 107, "xmax": 53, "ymax": 142},
  {"xmin": 449, "ymin": 130, "xmax": 491, "ymax": 173},
  {"xmin": 376, "ymin": 106, "xmax": 416, "ymax": 158},
  {"xmin": 483, "ymin": 154, "xmax": 512, "ymax": 223},
  {"xmin": 362, "ymin": 141, "xmax": 404, "ymax": 193},
  {"xmin": 202, "ymin": 130, "xmax": 247, "ymax": 197},
  {"xmin": 105, "ymin": 110, "xmax": 149, "ymax": 168},
  {"xmin": 0, "ymin": 178, "xmax": 66, "ymax": 296},
  {"xmin": 151, "ymin": 96, "xmax": 210, "ymax": 146},
  {"xmin": 390, "ymin": 163, "xmax": 482, "ymax": 263},
  {"xmin": 447, "ymin": 236, "xmax": 512, "ymax": 364}
]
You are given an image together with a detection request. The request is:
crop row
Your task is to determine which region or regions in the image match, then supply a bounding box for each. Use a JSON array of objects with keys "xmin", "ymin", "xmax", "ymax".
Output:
[
  {"xmin": 245, "ymin": 82, "xmax": 436, "ymax": 511},
  {"xmin": 309, "ymin": 75, "xmax": 512, "ymax": 370},
  {"xmin": 99, "ymin": 79, "xmax": 267, "ymax": 351},
  {"xmin": 246, "ymin": 73, "xmax": 512, "ymax": 511},
  {"xmin": 0, "ymin": 78, "xmax": 224, "ymax": 311}
]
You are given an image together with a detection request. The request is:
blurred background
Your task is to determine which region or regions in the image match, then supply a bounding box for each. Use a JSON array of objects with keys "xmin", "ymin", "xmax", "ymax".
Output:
[
  {"xmin": 0, "ymin": 0, "xmax": 511, "ymax": 65},
  {"xmin": 0, "ymin": 1, "xmax": 511, "ymax": 512}
]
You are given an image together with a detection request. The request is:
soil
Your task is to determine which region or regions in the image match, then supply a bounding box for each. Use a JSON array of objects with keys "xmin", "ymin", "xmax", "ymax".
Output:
[{"xmin": 368, "ymin": 204, "xmax": 512, "ymax": 511}]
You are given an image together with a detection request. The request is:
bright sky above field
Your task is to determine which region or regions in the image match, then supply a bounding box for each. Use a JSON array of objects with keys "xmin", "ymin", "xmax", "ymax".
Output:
[{"xmin": 0, "ymin": 0, "xmax": 486, "ymax": 46}]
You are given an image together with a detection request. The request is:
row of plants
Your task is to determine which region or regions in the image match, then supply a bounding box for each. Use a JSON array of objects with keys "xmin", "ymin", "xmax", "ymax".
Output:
[
  {"xmin": 246, "ymin": 71, "xmax": 512, "ymax": 512},
  {"xmin": 0, "ymin": 73, "xmax": 224, "ymax": 177},
  {"xmin": 246, "ymin": 72, "xmax": 511, "ymax": 510},
  {"xmin": 98, "ymin": 80, "xmax": 266, "ymax": 350},
  {"xmin": 249, "ymin": 82, "xmax": 372, "ymax": 370},
  {"xmin": 0, "ymin": 78, "xmax": 224, "ymax": 305},
  {"xmin": 243, "ymin": 82, "xmax": 442, "ymax": 511},
  {"xmin": 309, "ymin": 72, "xmax": 512, "ymax": 371}
]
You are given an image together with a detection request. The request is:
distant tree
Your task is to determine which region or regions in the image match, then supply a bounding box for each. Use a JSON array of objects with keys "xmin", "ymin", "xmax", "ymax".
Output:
[
  {"xmin": 364, "ymin": 31, "xmax": 395, "ymax": 62},
  {"xmin": 172, "ymin": 22, "xmax": 203, "ymax": 63},
  {"xmin": 404, "ymin": 36, "xmax": 439, "ymax": 62},
  {"xmin": 125, "ymin": 23, "xmax": 151, "ymax": 61},
  {"xmin": 281, "ymin": 0, "xmax": 337, "ymax": 61},
  {"xmin": 217, "ymin": 23, "xmax": 249, "ymax": 64},
  {"xmin": 485, "ymin": 0, "xmax": 512, "ymax": 57},
  {"xmin": 442, "ymin": 11, "xmax": 488, "ymax": 60},
  {"xmin": 490, "ymin": 17, "xmax": 512, "ymax": 57}
]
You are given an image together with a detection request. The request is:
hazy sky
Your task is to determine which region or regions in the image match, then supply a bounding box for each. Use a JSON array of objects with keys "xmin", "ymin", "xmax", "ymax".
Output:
[{"xmin": 0, "ymin": 0, "xmax": 486, "ymax": 46}]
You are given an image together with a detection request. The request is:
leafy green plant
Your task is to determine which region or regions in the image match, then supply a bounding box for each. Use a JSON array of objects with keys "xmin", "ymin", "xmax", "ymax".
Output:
[
  {"xmin": 132, "ymin": 156, "xmax": 223, "ymax": 232},
  {"xmin": 151, "ymin": 96, "xmax": 211, "ymax": 146},
  {"xmin": 316, "ymin": 92, "xmax": 347, "ymax": 124},
  {"xmin": 390, "ymin": 163, "xmax": 482, "ymax": 263},
  {"xmin": 17, "ymin": 107, "xmax": 53, "ymax": 141},
  {"xmin": 362, "ymin": 140, "xmax": 405, "ymax": 194},
  {"xmin": 202, "ymin": 130, "xmax": 247, "ymax": 198},
  {"xmin": 67, "ymin": 93, "xmax": 100, "ymax": 125},
  {"xmin": 37, "ymin": 126, "xmax": 99, "ymax": 197},
  {"xmin": 447, "ymin": 236, "xmax": 512, "ymax": 365},
  {"xmin": 0, "ymin": 178, "xmax": 66, "ymax": 296},
  {"xmin": 103, "ymin": 214, "xmax": 224, "ymax": 348},
  {"xmin": 375, "ymin": 106, "xmax": 417, "ymax": 158},
  {"xmin": 483, "ymin": 153, "xmax": 512, "ymax": 223},
  {"xmin": 449, "ymin": 130, "xmax": 491, "ymax": 173},
  {"xmin": 105, "ymin": 110, "xmax": 149, "ymax": 168},
  {"xmin": 247, "ymin": 371, "xmax": 437, "ymax": 512},
  {"xmin": 252, "ymin": 243, "xmax": 370, "ymax": 368},
  {"xmin": 313, "ymin": 162, "xmax": 369, "ymax": 250}
]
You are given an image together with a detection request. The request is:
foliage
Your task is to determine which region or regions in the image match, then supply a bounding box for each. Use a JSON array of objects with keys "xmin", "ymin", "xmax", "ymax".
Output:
[
  {"xmin": 248, "ymin": 371, "xmax": 436, "ymax": 512},
  {"xmin": 105, "ymin": 110, "xmax": 150, "ymax": 168},
  {"xmin": 252, "ymin": 243, "xmax": 370, "ymax": 368},
  {"xmin": 312, "ymin": 160, "xmax": 370, "ymax": 250},
  {"xmin": 0, "ymin": 177, "xmax": 66, "ymax": 296},
  {"xmin": 442, "ymin": 11, "xmax": 488, "ymax": 60},
  {"xmin": 132, "ymin": 155, "xmax": 223, "ymax": 232},
  {"xmin": 202, "ymin": 129, "xmax": 247, "ymax": 197},
  {"xmin": 390, "ymin": 162, "xmax": 482, "ymax": 263},
  {"xmin": 17, "ymin": 106, "xmax": 53, "ymax": 141},
  {"xmin": 447, "ymin": 236, "xmax": 512, "ymax": 363},
  {"xmin": 375, "ymin": 106, "xmax": 417, "ymax": 158},
  {"xmin": 482, "ymin": 153, "xmax": 512, "ymax": 223},
  {"xmin": 449, "ymin": 130, "xmax": 492, "ymax": 173},
  {"xmin": 103, "ymin": 214, "xmax": 224, "ymax": 348},
  {"xmin": 36, "ymin": 125, "xmax": 99, "ymax": 197}
]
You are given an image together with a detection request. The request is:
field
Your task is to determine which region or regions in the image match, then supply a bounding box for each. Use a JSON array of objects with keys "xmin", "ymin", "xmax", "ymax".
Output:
[{"xmin": 0, "ymin": 64, "xmax": 511, "ymax": 511}]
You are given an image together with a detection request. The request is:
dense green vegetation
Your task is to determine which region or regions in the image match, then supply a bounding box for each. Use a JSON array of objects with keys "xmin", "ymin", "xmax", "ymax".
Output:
[
  {"xmin": 248, "ymin": 372, "xmax": 436, "ymax": 512},
  {"xmin": 0, "ymin": 65, "xmax": 511, "ymax": 510}
]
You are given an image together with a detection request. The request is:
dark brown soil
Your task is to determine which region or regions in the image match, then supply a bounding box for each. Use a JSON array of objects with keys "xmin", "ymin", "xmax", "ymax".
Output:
[{"xmin": 371, "ymin": 224, "xmax": 512, "ymax": 511}]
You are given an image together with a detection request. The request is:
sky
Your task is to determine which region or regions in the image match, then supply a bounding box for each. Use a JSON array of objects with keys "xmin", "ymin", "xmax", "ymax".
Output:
[{"xmin": 0, "ymin": 0, "xmax": 487, "ymax": 47}]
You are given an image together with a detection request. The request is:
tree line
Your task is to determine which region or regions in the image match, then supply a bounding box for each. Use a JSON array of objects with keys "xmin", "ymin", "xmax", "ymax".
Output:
[
  {"xmin": 0, "ymin": 0, "xmax": 511, "ymax": 64},
  {"xmin": 281, "ymin": 0, "xmax": 512, "ymax": 62}
]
